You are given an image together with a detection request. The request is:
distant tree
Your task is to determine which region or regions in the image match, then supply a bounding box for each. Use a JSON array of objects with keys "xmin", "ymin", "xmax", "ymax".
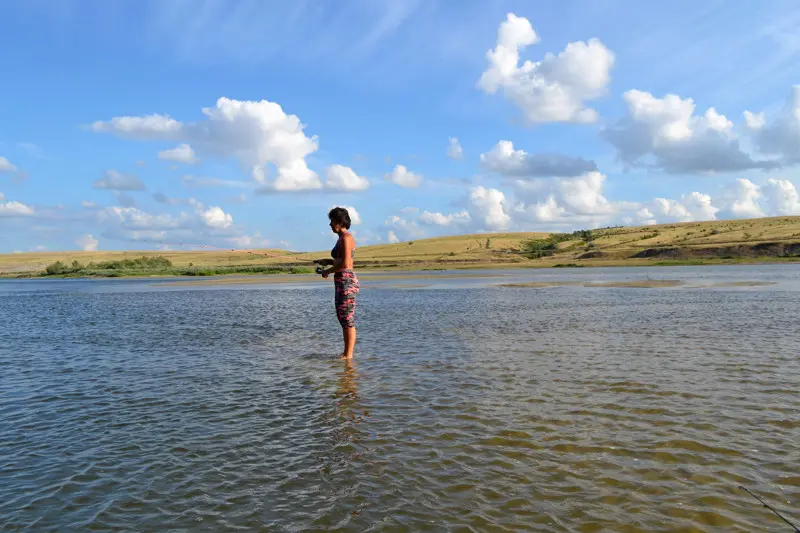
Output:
[
  {"xmin": 485, "ymin": 238, "xmax": 491, "ymax": 249},
  {"xmin": 578, "ymin": 230, "xmax": 593, "ymax": 244}
]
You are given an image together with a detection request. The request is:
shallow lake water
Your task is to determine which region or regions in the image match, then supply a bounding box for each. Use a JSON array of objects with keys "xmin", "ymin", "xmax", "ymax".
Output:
[{"xmin": 1, "ymin": 265, "xmax": 798, "ymax": 532}]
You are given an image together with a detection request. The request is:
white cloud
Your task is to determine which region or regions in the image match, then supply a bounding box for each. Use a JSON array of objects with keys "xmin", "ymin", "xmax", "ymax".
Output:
[
  {"xmin": 635, "ymin": 208, "xmax": 657, "ymax": 226},
  {"xmin": 89, "ymin": 114, "xmax": 183, "ymax": 139},
  {"xmin": 99, "ymin": 206, "xmax": 180, "ymax": 231},
  {"xmin": 469, "ymin": 186, "xmax": 511, "ymax": 230},
  {"xmin": 387, "ymin": 230, "xmax": 400, "ymax": 244},
  {"xmin": 480, "ymin": 140, "xmax": 597, "ymax": 178},
  {"xmin": 419, "ymin": 210, "xmax": 471, "ymax": 226},
  {"xmin": 556, "ymin": 172, "xmax": 616, "ymax": 216},
  {"xmin": 93, "ymin": 170, "xmax": 146, "ymax": 191},
  {"xmin": 652, "ymin": 192, "xmax": 719, "ymax": 222},
  {"xmin": 383, "ymin": 213, "xmax": 428, "ymax": 241},
  {"xmin": 325, "ymin": 164, "xmax": 370, "ymax": 191},
  {"xmin": 400, "ymin": 206, "xmax": 419, "ymax": 214},
  {"xmin": 511, "ymin": 172, "xmax": 617, "ymax": 226},
  {"xmin": 199, "ymin": 206, "xmax": 233, "ymax": 229},
  {"xmin": 0, "ymin": 200, "xmax": 35, "ymax": 216},
  {"xmin": 746, "ymin": 85, "xmax": 800, "ymax": 164},
  {"xmin": 385, "ymin": 164, "xmax": 422, "ymax": 188},
  {"xmin": 91, "ymin": 97, "xmax": 322, "ymax": 192},
  {"xmin": 0, "ymin": 156, "xmax": 18, "ymax": 173},
  {"xmin": 744, "ymin": 111, "xmax": 766, "ymax": 130},
  {"xmin": 0, "ymin": 192, "xmax": 4, "ymax": 201},
  {"xmin": 93, "ymin": 202, "xmax": 262, "ymax": 249},
  {"xmin": 81, "ymin": 201, "xmax": 97, "ymax": 208},
  {"xmin": 524, "ymin": 196, "xmax": 565, "ymax": 222},
  {"xmin": 761, "ymin": 178, "xmax": 800, "ymax": 215},
  {"xmin": 447, "ymin": 137, "xmax": 463, "ymax": 160},
  {"xmin": 603, "ymin": 90, "xmax": 778, "ymax": 173},
  {"xmin": 159, "ymin": 143, "xmax": 197, "ymax": 164},
  {"xmin": 727, "ymin": 178, "xmax": 766, "ymax": 219},
  {"xmin": 478, "ymin": 13, "xmax": 614, "ymax": 124},
  {"xmin": 76, "ymin": 234, "xmax": 99, "ymax": 251}
]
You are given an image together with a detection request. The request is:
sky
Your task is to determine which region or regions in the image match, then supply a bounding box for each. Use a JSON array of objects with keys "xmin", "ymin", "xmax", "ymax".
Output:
[{"xmin": 2, "ymin": 0, "xmax": 800, "ymax": 253}]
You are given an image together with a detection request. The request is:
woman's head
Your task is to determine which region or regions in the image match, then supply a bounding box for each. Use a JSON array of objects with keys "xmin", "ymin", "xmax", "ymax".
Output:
[{"xmin": 328, "ymin": 207, "xmax": 351, "ymax": 232}]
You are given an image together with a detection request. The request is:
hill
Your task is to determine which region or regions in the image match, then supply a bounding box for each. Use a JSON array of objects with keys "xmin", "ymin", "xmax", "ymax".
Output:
[{"xmin": 1, "ymin": 217, "xmax": 799, "ymax": 278}]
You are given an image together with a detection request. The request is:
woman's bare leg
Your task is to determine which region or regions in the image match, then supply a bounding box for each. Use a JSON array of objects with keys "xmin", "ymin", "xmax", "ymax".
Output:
[{"xmin": 342, "ymin": 326, "xmax": 356, "ymax": 359}]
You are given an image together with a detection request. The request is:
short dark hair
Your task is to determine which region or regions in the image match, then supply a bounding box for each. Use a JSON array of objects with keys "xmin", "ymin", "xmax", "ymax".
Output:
[{"xmin": 328, "ymin": 207, "xmax": 351, "ymax": 229}]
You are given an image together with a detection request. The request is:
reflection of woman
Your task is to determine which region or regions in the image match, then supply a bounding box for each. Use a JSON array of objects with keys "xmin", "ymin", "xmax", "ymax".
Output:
[{"xmin": 317, "ymin": 207, "xmax": 359, "ymax": 359}]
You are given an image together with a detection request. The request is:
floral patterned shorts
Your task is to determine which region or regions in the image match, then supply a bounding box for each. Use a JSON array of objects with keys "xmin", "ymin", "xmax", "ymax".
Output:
[{"xmin": 334, "ymin": 270, "xmax": 359, "ymax": 328}]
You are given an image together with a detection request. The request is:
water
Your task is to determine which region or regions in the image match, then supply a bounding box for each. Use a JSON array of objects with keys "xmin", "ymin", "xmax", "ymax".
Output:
[{"xmin": 1, "ymin": 265, "xmax": 798, "ymax": 532}]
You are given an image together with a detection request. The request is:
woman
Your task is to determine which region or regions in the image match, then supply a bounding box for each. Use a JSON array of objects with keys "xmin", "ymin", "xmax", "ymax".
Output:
[{"xmin": 318, "ymin": 207, "xmax": 359, "ymax": 359}]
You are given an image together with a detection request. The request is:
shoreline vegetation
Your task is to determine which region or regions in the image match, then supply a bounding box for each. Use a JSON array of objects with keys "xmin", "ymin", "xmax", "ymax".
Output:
[{"xmin": 2, "ymin": 216, "xmax": 799, "ymax": 279}]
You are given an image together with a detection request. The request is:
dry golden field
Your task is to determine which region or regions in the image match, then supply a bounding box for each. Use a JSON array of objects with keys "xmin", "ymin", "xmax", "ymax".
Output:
[{"xmin": 2, "ymin": 217, "xmax": 799, "ymax": 277}]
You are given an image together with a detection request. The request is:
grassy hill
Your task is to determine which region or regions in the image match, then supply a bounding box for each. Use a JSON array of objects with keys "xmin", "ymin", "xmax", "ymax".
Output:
[{"xmin": 2, "ymin": 217, "xmax": 799, "ymax": 278}]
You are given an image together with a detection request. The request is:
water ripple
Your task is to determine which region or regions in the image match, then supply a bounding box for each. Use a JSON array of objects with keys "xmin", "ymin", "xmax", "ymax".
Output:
[{"xmin": 1, "ymin": 269, "xmax": 799, "ymax": 532}]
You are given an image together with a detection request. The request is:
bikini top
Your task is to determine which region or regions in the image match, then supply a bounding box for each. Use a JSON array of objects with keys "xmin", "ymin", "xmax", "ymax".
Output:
[{"xmin": 331, "ymin": 233, "xmax": 355, "ymax": 259}]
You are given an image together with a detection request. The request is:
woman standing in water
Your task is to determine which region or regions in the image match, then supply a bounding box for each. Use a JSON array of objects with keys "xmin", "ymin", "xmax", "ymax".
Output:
[{"xmin": 319, "ymin": 207, "xmax": 359, "ymax": 359}]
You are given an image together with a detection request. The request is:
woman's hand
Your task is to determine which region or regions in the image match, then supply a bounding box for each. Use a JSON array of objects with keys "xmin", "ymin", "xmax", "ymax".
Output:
[{"xmin": 321, "ymin": 269, "xmax": 330, "ymax": 279}]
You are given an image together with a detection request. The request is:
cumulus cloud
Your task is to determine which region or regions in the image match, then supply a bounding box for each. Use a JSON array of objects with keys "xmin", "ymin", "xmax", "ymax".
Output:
[
  {"xmin": 159, "ymin": 143, "xmax": 197, "ymax": 164},
  {"xmin": 419, "ymin": 210, "xmax": 471, "ymax": 226},
  {"xmin": 510, "ymin": 172, "xmax": 619, "ymax": 228},
  {"xmin": 0, "ymin": 195, "xmax": 35, "ymax": 217},
  {"xmin": 746, "ymin": 85, "xmax": 800, "ymax": 164},
  {"xmin": 760, "ymin": 178, "xmax": 800, "ymax": 215},
  {"xmin": 91, "ymin": 97, "xmax": 322, "ymax": 192},
  {"xmin": 385, "ymin": 164, "xmax": 422, "ymax": 188},
  {"xmin": 325, "ymin": 165, "xmax": 370, "ymax": 191},
  {"xmin": 93, "ymin": 170, "xmax": 146, "ymax": 191},
  {"xmin": 76, "ymin": 234, "xmax": 99, "ymax": 251},
  {"xmin": 93, "ymin": 201, "xmax": 255, "ymax": 248},
  {"xmin": 480, "ymin": 140, "xmax": 597, "ymax": 178},
  {"xmin": 199, "ymin": 206, "xmax": 233, "ymax": 229},
  {"xmin": 725, "ymin": 178, "xmax": 765, "ymax": 219},
  {"xmin": 651, "ymin": 192, "xmax": 719, "ymax": 223},
  {"xmin": 469, "ymin": 186, "xmax": 511, "ymax": 230},
  {"xmin": 387, "ymin": 230, "xmax": 400, "ymax": 244},
  {"xmin": 0, "ymin": 156, "xmax": 18, "ymax": 173},
  {"xmin": 478, "ymin": 13, "xmax": 614, "ymax": 124},
  {"xmin": 81, "ymin": 200, "xmax": 97, "ymax": 209},
  {"xmin": 447, "ymin": 137, "xmax": 463, "ymax": 160},
  {"xmin": 603, "ymin": 90, "xmax": 778, "ymax": 174}
]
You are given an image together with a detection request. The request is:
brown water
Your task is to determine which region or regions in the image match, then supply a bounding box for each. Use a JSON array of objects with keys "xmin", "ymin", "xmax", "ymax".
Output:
[{"xmin": 1, "ymin": 265, "xmax": 798, "ymax": 532}]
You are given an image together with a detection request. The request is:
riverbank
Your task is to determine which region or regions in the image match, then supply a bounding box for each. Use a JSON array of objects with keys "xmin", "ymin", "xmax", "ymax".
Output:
[{"xmin": 2, "ymin": 216, "xmax": 799, "ymax": 279}]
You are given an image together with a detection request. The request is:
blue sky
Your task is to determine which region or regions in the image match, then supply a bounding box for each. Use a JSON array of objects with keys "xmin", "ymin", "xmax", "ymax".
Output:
[{"xmin": 2, "ymin": 0, "xmax": 800, "ymax": 253}]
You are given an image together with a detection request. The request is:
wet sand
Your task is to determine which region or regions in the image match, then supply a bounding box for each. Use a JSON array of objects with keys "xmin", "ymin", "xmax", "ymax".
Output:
[
  {"xmin": 690, "ymin": 281, "xmax": 777, "ymax": 287},
  {"xmin": 499, "ymin": 280, "xmax": 682, "ymax": 288}
]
